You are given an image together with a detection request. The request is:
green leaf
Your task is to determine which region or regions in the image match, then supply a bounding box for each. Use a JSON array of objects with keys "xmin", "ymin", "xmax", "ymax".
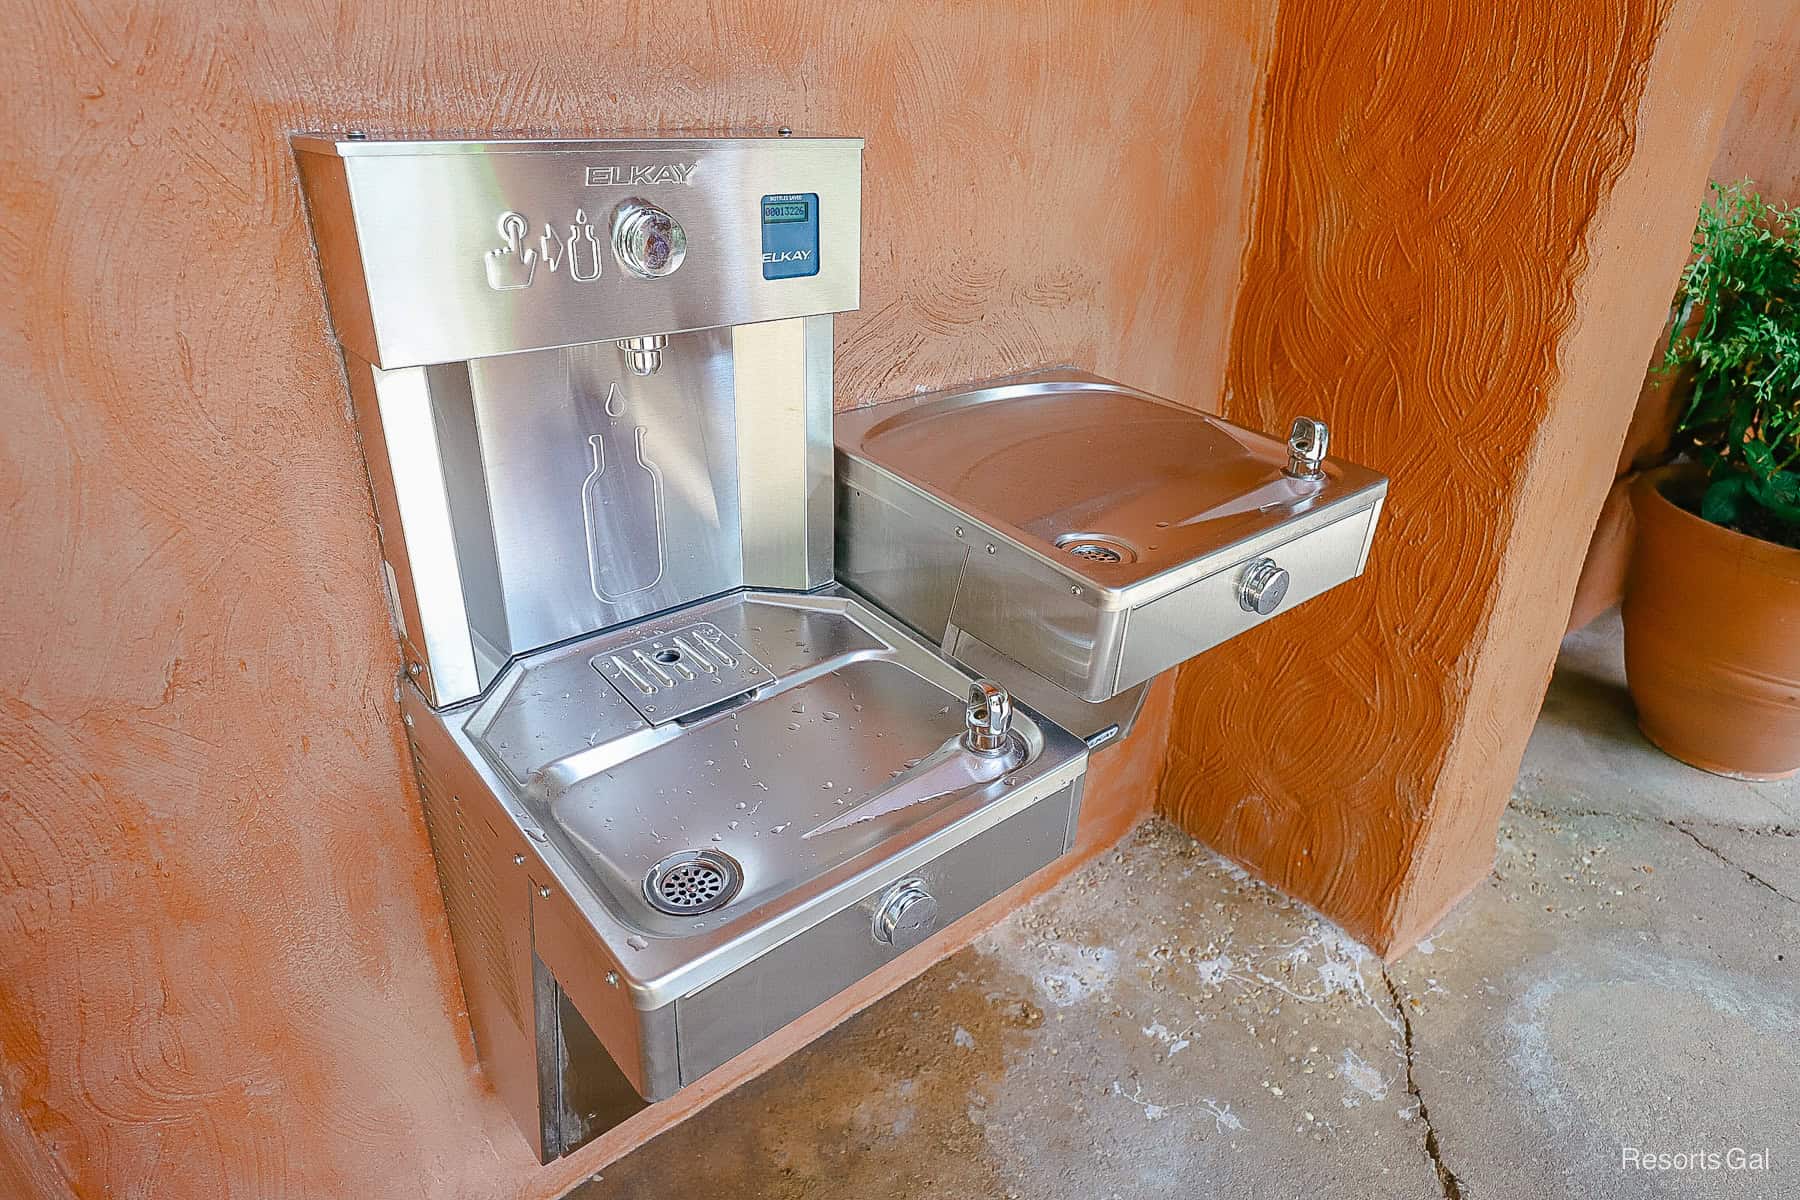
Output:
[
  {"xmin": 1700, "ymin": 475, "xmax": 1748, "ymax": 525},
  {"xmin": 1747, "ymin": 472, "xmax": 1800, "ymax": 523}
]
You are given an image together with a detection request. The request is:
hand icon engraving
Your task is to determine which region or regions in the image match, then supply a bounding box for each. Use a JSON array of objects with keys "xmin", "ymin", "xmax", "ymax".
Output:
[{"xmin": 483, "ymin": 211, "xmax": 537, "ymax": 291}]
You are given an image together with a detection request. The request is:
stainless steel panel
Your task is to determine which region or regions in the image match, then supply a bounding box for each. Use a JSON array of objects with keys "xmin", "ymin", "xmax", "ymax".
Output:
[
  {"xmin": 836, "ymin": 459, "xmax": 970, "ymax": 640},
  {"xmin": 349, "ymin": 359, "xmax": 484, "ymax": 702},
  {"xmin": 354, "ymin": 323, "xmax": 850, "ymax": 706},
  {"xmin": 293, "ymin": 136, "xmax": 862, "ymax": 369},
  {"xmin": 464, "ymin": 332, "xmax": 745, "ymax": 652},
  {"xmin": 735, "ymin": 316, "xmax": 837, "ymax": 590},
  {"xmin": 674, "ymin": 782, "xmax": 1078, "ymax": 1083},
  {"xmin": 404, "ymin": 718, "xmax": 547, "ymax": 1158},
  {"xmin": 536, "ymin": 961, "xmax": 648, "ymax": 1157},
  {"xmin": 531, "ymin": 871, "xmax": 680, "ymax": 1101},
  {"xmin": 946, "ymin": 535, "xmax": 1132, "ymax": 701},
  {"xmin": 1117, "ymin": 507, "xmax": 1377, "ymax": 685}
]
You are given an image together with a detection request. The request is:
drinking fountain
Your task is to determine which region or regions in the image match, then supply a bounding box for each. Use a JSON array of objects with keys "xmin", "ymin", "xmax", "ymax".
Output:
[
  {"xmin": 835, "ymin": 371, "xmax": 1388, "ymax": 744},
  {"xmin": 292, "ymin": 131, "xmax": 1387, "ymax": 1163}
]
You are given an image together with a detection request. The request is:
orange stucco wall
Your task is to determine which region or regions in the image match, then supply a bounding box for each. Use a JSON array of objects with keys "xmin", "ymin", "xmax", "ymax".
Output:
[
  {"xmin": 1160, "ymin": 0, "xmax": 1756, "ymax": 955},
  {"xmin": 0, "ymin": 3, "xmax": 1270, "ymax": 1197}
]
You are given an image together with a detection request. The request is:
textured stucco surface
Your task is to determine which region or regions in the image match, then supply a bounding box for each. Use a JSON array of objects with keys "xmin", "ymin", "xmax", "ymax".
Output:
[{"xmin": 1161, "ymin": 0, "xmax": 1755, "ymax": 955}]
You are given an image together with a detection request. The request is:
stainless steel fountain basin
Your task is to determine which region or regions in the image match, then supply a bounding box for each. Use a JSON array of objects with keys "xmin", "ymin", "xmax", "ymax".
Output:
[
  {"xmin": 401, "ymin": 587, "xmax": 1086, "ymax": 1102},
  {"xmin": 835, "ymin": 369, "xmax": 1389, "ymax": 703}
]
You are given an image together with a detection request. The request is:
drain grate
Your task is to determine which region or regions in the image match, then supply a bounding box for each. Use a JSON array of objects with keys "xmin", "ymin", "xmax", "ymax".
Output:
[
  {"xmin": 1054, "ymin": 532, "xmax": 1138, "ymax": 565},
  {"xmin": 643, "ymin": 850, "xmax": 743, "ymax": 916},
  {"xmin": 1066, "ymin": 542, "xmax": 1121, "ymax": 562}
]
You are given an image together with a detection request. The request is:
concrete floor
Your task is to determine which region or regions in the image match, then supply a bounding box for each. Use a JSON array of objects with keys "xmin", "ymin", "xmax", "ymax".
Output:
[{"xmin": 581, "ymin": 612, "xmax": 1798, "ymax": 1198}]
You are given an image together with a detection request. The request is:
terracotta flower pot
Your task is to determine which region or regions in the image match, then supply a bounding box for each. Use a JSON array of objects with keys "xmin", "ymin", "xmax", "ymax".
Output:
[{"xmin": 1622, "ymin": 464, "xmax": 1800, "ymax": 779}]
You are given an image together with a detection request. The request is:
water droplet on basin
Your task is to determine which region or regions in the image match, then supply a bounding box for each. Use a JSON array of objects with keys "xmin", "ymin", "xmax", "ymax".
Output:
[
  {"xmin": 735, "ymin": 801, "xmax": 747, "ymax": 810},
  {"xmin": 770, "ymin": 823, "xmax": 790, "ymax": 834},
  {"xmin": 791, "ymin": 703, "xmax": 805, "ymax": 714},
  {"xmin": 787, "ymin": 722, "xmax": 800, "ymax": 731},
  {"xmin": 823, "ymin": 711, "xmax": 840, "ymax": 721},
  {"xmin": 728, "ymin": 820, "xmax": 739, "ymax": 829},
  {"xmin": 626, "ymin": 935, "xmax": 647, "ymax": 950},
  {"xmin": 822, "ymin": 781, "xmax": 834, "ymax": 790}
]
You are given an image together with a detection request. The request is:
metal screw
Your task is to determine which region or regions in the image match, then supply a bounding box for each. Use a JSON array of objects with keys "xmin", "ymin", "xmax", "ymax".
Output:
[
  {"xmin": 1070, "ymin": 585, "xmax": 1082, "ymax": 595},
  {"xmin": 538, "ymin": 885, "xmax": 551, "ymax": 899},
  {"xmin": 403, "ymin": 713, "xmax": 414, "ymax": 727},
  {"xmin": 986, "ymin": 544, "xmax": 996, "ymax": 555},
  {"xmin": 513, "ymin": 854, "xmax": 526, "ymax": 866},
  {"xmin": 347, "ymin": 129, "xmax": 368, "ymax": 139},
  {"xmin": 605, "ymin": 970, "xmax": 620, "ymax": 987},
  {"xmin": 777, "ymin": 126, "xmax": 793, "ymax": 138},
  {"xmin": 954, "ymin": 525, "xmax": 964, "ymax": 537},
  {"xmin": 407, "ymin": 662, "xmax": 421, "ymax": 677}
]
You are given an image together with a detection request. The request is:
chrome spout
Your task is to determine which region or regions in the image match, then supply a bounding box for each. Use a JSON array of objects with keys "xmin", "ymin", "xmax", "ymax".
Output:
[
  {"xmin": 1285, "ymin": 416, "xmax": 1330, "ymax": 480},
  {"xmin": 963, "ymin": 680, "xmax": 1013, "ymax": 755},
  {"xmin": 616, "ymin": 334, "xmax": 669, "ymax": 376}
]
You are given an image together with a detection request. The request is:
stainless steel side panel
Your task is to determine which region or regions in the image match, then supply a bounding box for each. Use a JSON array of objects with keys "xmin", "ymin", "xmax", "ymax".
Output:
[
  {"xmin": 348, "ymin": 358, "xmax": 485, "ymax": 703},
  {"xmin": 293, "ymin": 136, "xmax": 864, "ymax": 370},
  {"xmin": 948, "ymin": 538, "xmax": 1131, "ymax": 702},
  {"xmin": 403, "ymin": 716, "xmax": 549, "ymax": 1159},
  {"xmin": 533, "ymin": 879, "xmax": 681, "ymax": 1101},
  {"xmin": 836, "ymin": 457, "xmax": 970, "ymax": 640},
  {"xmin": 674, "ymin": 781, "xmax": 1079, "ymax": 1083},
  {"xmin": 735, "ymin": 315, "xmax": 837, "ymax": 590}
]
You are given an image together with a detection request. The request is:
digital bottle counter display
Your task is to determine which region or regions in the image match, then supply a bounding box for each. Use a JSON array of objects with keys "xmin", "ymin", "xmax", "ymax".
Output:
[{"xmin": 760, "ymin": 192, "xmax": 820, "ymax": 280}]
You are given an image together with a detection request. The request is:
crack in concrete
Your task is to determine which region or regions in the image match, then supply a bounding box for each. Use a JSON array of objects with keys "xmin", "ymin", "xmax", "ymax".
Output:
[
  {"xmin": 1509, "ymin": 797, "xmax": 1798, "ymax": 905},
  {"xmin": 1508, "ymin": 795, "xmax": 1799, "ymax": 840},
  {"xmin": 1380, "ymin": 969, "xmax": 1464, "ymax": 1200},
  {"xmin": 1669, "ymin": 825, "xmax": 1799, "ymax": 906}
]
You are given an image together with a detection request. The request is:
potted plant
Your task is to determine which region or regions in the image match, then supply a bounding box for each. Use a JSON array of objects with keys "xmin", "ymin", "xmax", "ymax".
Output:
[{"xmin": 1623, "ymin": 181, "xmax": 1800, "ymax": 779}]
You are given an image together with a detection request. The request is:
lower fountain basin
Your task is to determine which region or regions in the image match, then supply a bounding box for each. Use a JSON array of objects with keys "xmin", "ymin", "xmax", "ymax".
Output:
[{"xmin": 401, "ymin": 586, "xmax": 1087, "ymax": 1102}]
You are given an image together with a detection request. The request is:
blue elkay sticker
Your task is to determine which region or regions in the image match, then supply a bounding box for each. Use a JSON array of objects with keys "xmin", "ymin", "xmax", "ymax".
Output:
[{"xmin": 761, "ymin": 193, "xmax": 820, "ymax": 280}]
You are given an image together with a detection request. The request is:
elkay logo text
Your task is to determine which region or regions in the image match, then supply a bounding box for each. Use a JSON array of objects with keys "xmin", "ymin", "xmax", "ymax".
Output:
[
  {"xmin": 762, "ymin": 249, "xmax": 813, "ymax": 265},
  {"xmin": 585, "ymin": 163, "xmax": 697, "ymax": 186}
]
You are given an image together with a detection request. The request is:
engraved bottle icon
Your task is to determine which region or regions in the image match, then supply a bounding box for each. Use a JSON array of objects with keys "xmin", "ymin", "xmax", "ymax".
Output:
[
  {"xmin": 483, "ymin": 211, "xmax": 537, "ymax": 290},
  {"xmin": 582, "ymin": 424, "xmax": 666, "ymax": 603},
  {"xmin": 567, "ymin": 208, "xmax": 602, "ymax": 281}
]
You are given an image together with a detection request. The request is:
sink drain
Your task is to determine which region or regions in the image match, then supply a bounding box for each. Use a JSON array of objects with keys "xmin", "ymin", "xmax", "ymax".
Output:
[
  {"xmin": 643, "ymin": 850, "xmax": 743, "ymax": 915},
  {"xmin": 1054, "ymin": 532, "xmax": 1138, "ymax": 564}
]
